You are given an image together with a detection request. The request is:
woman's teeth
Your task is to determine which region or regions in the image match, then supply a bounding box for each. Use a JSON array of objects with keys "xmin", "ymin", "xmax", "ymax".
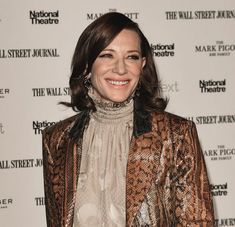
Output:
[{"xmin": 108, "ymin": 80, "xmax": 129, "ymax": 85}]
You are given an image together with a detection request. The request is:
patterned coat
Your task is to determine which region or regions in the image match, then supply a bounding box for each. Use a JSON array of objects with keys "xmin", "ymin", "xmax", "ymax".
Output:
[{"xmin": 42, "ymin": 104, "xmax": 215, "ymax": 227}]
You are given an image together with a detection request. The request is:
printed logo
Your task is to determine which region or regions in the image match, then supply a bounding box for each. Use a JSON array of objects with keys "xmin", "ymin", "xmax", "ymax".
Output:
[
  {"xmin": 151, "ymin": 43, "xmax": 175, "ymax": 57},
  {"xmin": 195, "ymin": 41, "xmax": 235, "ymax": 57},
  {"xmin": 0, "ymin": 198, "xmax": 13, "ymax": 209},
  {"xmin": 33, "ymin": 120, "xmax": 56, "ymax": 135},
  {"xmin": 0, "ymin": 123, "xmax": 5, "ymax": 134},
  {"xmin": 0, "ymin": 49, "xmax": 59, "ymax": 58},
  {"xmin": 199, "ymin": 79, "xmax": 226, "ymax": 93},
  {"xmin": 87, "ymin": 9, "xmax": 139, "ymax": 20},
  {"xmin": 0, "ymin": 88, "xmax": 10, "ymax": 98},
  {"xmin": 29, "ymin": 10, "xmax": 59, "ymax": 24},
  {"xmin": 32, "ymin": 87, "xmax": 70, "ymax": 97},
  {"xmin": 35, "ymin": 197, "xmax": 45, "ymax": 206},
  {"xmin": 204, "ymin": 145, "xmax": 235, "ymax": 161},
  {"xmin": 165, "ymin": 10, "xmax": 235, "ymax": 20},
  {"xmin": 215, "ymin": 218, "xmax": 235, "ymax": 226},
  {"xmin": 0, "ymin": 158, "xmax": 43, "ymax": 169},
  {"xmin": 210, "ymin": 182, "xmax": 228, "ymax": 196},
  {"xmin": 160, "ymin": 81, "xmax": 179, "ymax": 93},
  {"xmin": 185, "ymin": 115, "xmax": 235, "ymax": 124}
]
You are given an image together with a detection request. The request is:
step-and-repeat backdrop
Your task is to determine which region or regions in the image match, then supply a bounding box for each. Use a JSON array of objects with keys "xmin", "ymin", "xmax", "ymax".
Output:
[{"xmin": 1, "ymin": 1, "xmax": 234, "ymax": 226}]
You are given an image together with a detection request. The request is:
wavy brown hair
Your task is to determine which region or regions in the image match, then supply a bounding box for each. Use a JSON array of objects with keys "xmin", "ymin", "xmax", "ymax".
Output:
[{"xmin": 62, "ymin": 12, "xmax": 167, "ymax": 112}]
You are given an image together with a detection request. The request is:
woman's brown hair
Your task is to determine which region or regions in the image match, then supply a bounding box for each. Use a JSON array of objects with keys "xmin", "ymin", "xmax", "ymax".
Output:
[{"xmin": 62, "ymin": 12, "xmax": 167, "ymax": 112}]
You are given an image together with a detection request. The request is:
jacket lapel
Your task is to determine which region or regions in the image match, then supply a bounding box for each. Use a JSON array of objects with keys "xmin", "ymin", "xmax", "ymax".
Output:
[
  {"xmin": 63, "ymin": 138, "xmax": 79, "ymax": 227},
  {"xmin": 62, "ymin": 111, "xmax": 90, "ymax": 227},
  {"xmin": 126, "ymin": 129, "xmax": 162, "ymax": 226}
]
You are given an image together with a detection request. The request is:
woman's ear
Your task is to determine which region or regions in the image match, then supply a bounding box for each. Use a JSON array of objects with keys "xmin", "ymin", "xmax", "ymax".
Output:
[{"xmin": 141, "ymin": 57, "xmax": 146, "ymax": 69}]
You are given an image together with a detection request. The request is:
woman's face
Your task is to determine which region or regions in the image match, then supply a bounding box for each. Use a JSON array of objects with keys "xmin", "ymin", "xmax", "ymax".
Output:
[{"xmin": 91, "ymin": 29, "xmax": 146, "ymax": 103}]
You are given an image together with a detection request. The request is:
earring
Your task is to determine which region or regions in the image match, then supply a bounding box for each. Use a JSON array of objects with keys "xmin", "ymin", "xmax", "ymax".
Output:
[{"xmin": 84, "ymin": 73, "xmax": 91, "ymax": 90}]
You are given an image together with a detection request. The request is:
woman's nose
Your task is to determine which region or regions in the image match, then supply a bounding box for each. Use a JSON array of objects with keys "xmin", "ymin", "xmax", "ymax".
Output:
[{"xmin": 112, "ymin": 59, "xmax": 127, "ymax": 75}]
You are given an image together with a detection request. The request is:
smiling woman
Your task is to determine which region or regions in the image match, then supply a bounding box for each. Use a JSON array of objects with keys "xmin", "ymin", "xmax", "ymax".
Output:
[
  {"xmin": 91, "ymin": 29, "xmax": 146, "ymax": 103},
  {"xmin": 42, "ymin": 12, "xmax": 215, "ymax": 227}
]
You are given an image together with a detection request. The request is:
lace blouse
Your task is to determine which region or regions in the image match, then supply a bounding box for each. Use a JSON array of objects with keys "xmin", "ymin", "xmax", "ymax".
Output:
[{"xmin": 73, "ymin": 94, "xmax": 134, "ymax": 227}]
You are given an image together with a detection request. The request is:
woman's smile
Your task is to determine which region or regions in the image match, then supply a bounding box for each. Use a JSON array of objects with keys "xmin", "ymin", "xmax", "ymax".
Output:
[{"xmin": 106, "ymin": 79, "xmax": 130, "ymax": 87}]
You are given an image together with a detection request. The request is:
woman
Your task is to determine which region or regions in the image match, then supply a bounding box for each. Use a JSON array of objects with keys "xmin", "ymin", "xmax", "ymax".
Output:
[{"xmin": 42, "ymin": 12, "xmax": 215, "ymax": 227}]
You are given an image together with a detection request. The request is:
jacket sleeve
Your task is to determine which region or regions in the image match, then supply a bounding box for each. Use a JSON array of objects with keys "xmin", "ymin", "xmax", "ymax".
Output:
[
  {"xmin": 174, "ymin": 121, "xmax": 215, "ymax": 227},
  {"xmin": 42, "ymin": 129, "xmax": 60, "ymax": 227}
]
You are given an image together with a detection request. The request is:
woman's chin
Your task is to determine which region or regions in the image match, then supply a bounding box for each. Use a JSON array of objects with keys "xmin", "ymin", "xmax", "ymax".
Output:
[
  {"xmin": 91, "ymin": 87, "xmax": 133, "ymax": 103},
  {"xmin": 107, "ymin": 95, "xmax": 132, "ymax": 103}
]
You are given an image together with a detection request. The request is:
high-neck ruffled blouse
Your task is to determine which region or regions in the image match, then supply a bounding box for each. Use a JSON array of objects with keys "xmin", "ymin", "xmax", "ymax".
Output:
[{"xmin": 73, "ymin": 95, "xmax": 134, "ymax": 227}]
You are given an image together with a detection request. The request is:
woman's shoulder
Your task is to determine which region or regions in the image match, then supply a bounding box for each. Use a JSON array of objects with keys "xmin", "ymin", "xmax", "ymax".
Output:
[
  {"xmin": 152, "ymin": 111, "xmax": 191, "ymax": 122},
  {"xmin": 42, "ymin": 114, "xmax": 78, "ymax": 139},
  {"xmin": 151, "ymin": 111, "xmax": 196, "ymax": 133}
]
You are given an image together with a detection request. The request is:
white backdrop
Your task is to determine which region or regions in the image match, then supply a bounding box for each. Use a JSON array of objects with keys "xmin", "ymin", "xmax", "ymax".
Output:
[{"xmin": 0, "ymin": 1, "xmax": 235, "ymax": 226}]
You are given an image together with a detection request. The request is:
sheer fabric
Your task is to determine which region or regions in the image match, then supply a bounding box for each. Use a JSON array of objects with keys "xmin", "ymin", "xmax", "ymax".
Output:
[{"xmin": 73, "ymin": 95, "xmax": 133, "ymax": 227}]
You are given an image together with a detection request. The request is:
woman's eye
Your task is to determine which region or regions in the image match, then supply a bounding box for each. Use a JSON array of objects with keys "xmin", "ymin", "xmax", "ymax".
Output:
[
  {"xmin": 128, "ymin": 55, "xmax": 140, "ymax": 60},
  {"xmin": 98, "ymin": 53, "xmax": 113, "ymax": 58}
]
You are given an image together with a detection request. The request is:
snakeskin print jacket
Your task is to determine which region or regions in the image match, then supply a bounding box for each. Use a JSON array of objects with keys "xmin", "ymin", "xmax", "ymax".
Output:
[{"xmin": 42, "ymin": 104, "xmax": 215, "ymax": 227}]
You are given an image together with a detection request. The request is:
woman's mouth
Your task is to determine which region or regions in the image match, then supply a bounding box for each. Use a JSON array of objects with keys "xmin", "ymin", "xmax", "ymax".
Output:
[{"xmin": 106, "ymin": 79, "xmax": 129, "ymax": 86}]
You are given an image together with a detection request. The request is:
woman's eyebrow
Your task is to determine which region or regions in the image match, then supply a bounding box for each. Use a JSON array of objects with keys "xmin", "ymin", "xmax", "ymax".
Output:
[
  {"xmin": 101, "ymin": 48, "xmax": 115, "ymax": 52},
  {"xmin": 127, "ymin": 50, "xmax": 141, "ymax": 54},
  {"xmin": 101, "ymin": 49, "xmax": 141, "ymax": 54}
]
